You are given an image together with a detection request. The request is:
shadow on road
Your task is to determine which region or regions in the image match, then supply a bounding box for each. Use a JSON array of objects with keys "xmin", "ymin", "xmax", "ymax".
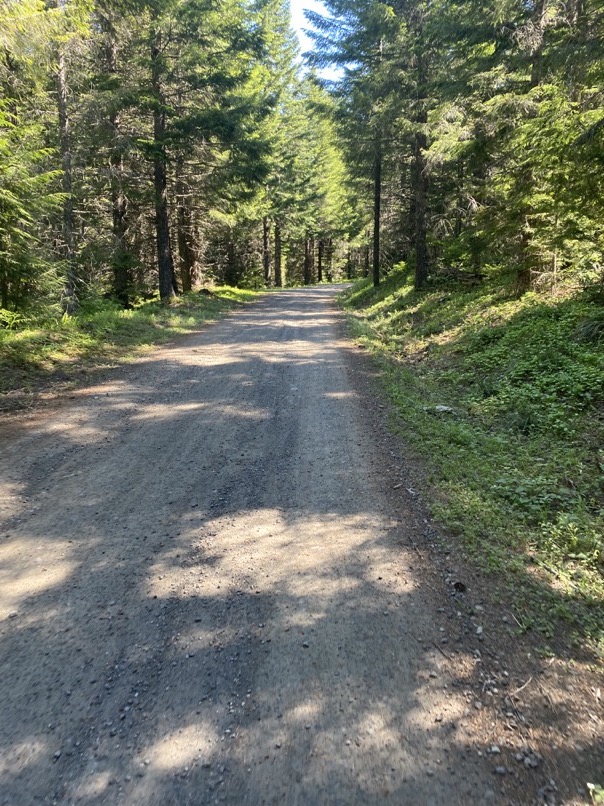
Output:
[{"xmin": 0, "ymin": 288, "xmax": 599, "ymax": 804}]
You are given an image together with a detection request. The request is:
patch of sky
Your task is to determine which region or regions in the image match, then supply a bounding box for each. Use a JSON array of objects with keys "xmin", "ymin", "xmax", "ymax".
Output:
[{"xmin": 289, "ymin": 0, "xmax": 343, "ymax": 82}]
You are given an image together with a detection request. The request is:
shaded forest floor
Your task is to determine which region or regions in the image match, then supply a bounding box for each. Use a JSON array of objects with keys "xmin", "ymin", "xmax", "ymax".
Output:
[
  {"xmin": 341, "ymin": 270, "xmax": 604, "ymax": 656},
  {"xmin": 0, "ymin": 288, "xmax": 258, "ymax": 413}
]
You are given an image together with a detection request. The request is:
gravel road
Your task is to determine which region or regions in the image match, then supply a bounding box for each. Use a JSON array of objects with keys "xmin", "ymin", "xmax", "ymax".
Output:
[{"xmin": 0, "ymin": 287, "xmax": 498, "ymax": 804}]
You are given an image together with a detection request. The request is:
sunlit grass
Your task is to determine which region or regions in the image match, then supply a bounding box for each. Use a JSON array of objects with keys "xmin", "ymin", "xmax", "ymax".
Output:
[{"xmin": 0, "ymin": 287, "xmax": 260, "ymax": 397}]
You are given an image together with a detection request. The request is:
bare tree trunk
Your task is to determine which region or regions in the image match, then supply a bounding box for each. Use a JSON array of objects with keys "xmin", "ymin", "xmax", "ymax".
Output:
[
  {"xmin": 176, "ymin": 170, "xmax": 197, "ymax": 293},
  {"xmin": 413, "ymin": 46, "xmax": 429, "ymax": 290},
  {"xmin": 262, "ymin": 216, "xmax": 271, "ymax": 286},
  {"xmin": 303, "ymin": 238, "xmax": 312, "ymax": 285},
  {"xmin": 518, "ymin": 0, "xmax": 548, "ymax": 293},
  {"xmin": 105, "ymin": 31, "xmax": 130, "ymax": 307},
  {"xmin": 372, "ymin": 142, "xmax": 381, "ymax": 287},
  {"xmin": 326, "ymin": 238, "xmax": 333, "ymax": 282},
  {"xmin": 317, "ymin": 239, "xmax": 324, "ymax": 282},
  {"xmin": 1, "ymin": 274, "xmax": 8, "ymax": 309},
  {"xmin": 274, "ymin": 222, "xmax": 282, "ymax": 287},
  {"xmin": 57, "ymin": 47, "xmax": 77, "ymax": 312},
  {"xmin": 225, "ymin": 237, "xmax": 237, "ymax": 286},
  {"xmin": 151, "ymin": 27, "xmax": 176, "ymax": 304}
]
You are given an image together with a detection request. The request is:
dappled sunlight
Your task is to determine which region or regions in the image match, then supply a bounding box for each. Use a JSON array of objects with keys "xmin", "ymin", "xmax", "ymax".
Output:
[
  {"xmin": 0, "ymin": 537, "xmax": 75, "ymax": 619},
  {"xmin": 2, "ymin": 287, "xmax": 597, "ymax": 803},
  {"xmin": 140, "ymin": 722, "xmax": 220, "ymax": 771},
  {"xmin": 128, "ymin": 399, "xmax": 272, "ymax": 424},
  {"xmin": 130, "ymin": 401, "xmax": 209, "ymax": 422},
  {"xmin": 323, "ymin": 389, "xmax": 358, "ymax": 400},
  {"xmin": 0, "ymin": 738, "xmax": 48, "ymax": 777},
  {"xmin": 0, "ymin": 482, "xmax": 24, "ymax": 520},
  {"xmin": 45, "ymin": 419, "xmax": 108, "ymax": 443},
  {"xmin": 70, "ymin": 771, "xmax": 113, "ymax": 801}
]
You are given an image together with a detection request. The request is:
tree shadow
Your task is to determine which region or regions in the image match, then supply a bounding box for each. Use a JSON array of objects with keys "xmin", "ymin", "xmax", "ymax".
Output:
[{"xmin": 0, "ymin": 287, "xmax": 600, "ymax": 804}]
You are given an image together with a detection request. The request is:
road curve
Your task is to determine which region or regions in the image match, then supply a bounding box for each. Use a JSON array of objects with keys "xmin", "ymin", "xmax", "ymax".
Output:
[{"xmin": 0, "ymin": 287, "xmax": 493, "ymax": 804}]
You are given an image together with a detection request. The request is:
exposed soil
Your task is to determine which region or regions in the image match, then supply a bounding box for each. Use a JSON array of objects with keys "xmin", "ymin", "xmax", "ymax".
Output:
[{"xmin": 0, "ymin": 286, "xmax": 601, "ymax": 804}]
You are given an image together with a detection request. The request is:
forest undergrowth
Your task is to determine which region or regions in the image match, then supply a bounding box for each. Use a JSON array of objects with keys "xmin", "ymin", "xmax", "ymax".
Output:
[
  {"xmin": 0, "ymin": 288, "xmax": 257, "ymax": 409},
  {"xmin": 341, "ymin": 269, "xmax": 604, "ymax": 654}
]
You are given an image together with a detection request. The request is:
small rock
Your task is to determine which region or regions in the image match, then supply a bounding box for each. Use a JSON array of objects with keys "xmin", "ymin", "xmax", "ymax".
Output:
[
  {"xmin": 302, "ymin": 642, "xmax": 309, "ymax": 648},
  {"xmin": 523, "ymin": 753, "xmax": 541, "ymax": 769},
  {"xmin": 494, "ymin": 766, "xmax": 506, "ymax": 775},
  {"xmin": 489, "ymin": 745, "xmax": 501, "ymax": 755}
]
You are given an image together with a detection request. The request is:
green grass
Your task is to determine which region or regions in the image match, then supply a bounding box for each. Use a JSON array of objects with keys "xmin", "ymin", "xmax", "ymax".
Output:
[
  {"xmin": 341, "ymin": 268, "xmax": 604, "ymax": 651},
  {"xmin": 0, "ymin": 287, "xmax": 259, "ymax": 405}
]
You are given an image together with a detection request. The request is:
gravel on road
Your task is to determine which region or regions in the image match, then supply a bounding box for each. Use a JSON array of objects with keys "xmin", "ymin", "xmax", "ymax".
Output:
[{"xmin": 0, "ymin": 287, "xmax": 535, "ymax": 804}]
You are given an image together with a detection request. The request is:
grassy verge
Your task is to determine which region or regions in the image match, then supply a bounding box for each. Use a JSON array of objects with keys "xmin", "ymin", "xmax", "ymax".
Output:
[
  {"xmin": 0, "ymin": 287, "xmax": 259, "ymax": 407},
  {"xmin": 341, "ymin": 268, "xmax": 604, "ymax": 652}
]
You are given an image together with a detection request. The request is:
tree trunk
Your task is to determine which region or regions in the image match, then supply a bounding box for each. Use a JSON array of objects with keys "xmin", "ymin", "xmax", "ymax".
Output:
[
  {"xmin": 364, "ymin": 244, "xmax": 370, "ymax": 277},
  {"xmin": 413, "ymin": 45, "xmax": 429, "ymax": 290},
  {"xmin": 274, "ymin": 222, "xmax": 282, "ymax": 287},
  {"xmin": 225, "ymin": 238, "xmax": 237, "ymax": 286},
  {"xmin": 372, "ymin": 143, "xmax": 381, "ymax": 287},
  {"xmin": 262, "ymin": 216, "xmax": 271, "ymax": 286},
  {"xmin": 303, "ymin": 237, "xmax": 312, "ymax": 285},
  {"xmin": 518, "ymin": 0, "xmax": 548, "ymax": 293},
  {"xmin": 326, "ymin": 238, "xmax": 333, "ymax": 281},
  {"xmin": 347, "ymin": 248, "xmax": 353, "ymax": 280},
  {"xmin": 0, "ymin": 272, "xmax": 8, "ymax": 309},
  {"xmin": 151, "ymin": 28, "xmax": 176, "ymax": 304},
  {"xmin": 105, "ymin": 33, "xmax": 130, "ymax": 307},
  {"xmin": 530, "ymin": 0, "xmax": 548, "ymax": 88},
  {"xmin": 57, "ymin": 47, "xmax": 77, "ymax": 312},
  {"xmin": 176, "ymin": 171, "xmax": 197, "ymax": 293},
  {"xmin": 317, "ymin": 239, "xmax": 324, "ymax": 282}
]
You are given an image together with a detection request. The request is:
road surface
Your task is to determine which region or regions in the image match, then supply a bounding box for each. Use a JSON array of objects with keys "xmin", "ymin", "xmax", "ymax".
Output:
[{"xmin": 0, "ymin": 287, "xmax": 495, "ymax": 804}]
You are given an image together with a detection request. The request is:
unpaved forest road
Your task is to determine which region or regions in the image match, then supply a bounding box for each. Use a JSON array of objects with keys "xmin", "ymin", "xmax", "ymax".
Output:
[{"xmin": 1, "ymin": 288, "xmax": 519, "ymax": 804}]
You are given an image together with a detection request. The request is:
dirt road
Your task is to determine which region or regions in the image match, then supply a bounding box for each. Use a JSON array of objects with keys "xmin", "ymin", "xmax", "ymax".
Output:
[{"xmin": 0, "ymin": 287, "xmax": 513, "ymax": 804}]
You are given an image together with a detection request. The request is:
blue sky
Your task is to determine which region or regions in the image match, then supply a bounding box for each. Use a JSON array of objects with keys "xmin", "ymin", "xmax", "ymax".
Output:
[
  {"xmin": 289, "ymin": 0, "xmax": 343, "ymax": 80},
  {"xmin": 289, "ymin": 0, "xmax": 325, "ymax": 58}
]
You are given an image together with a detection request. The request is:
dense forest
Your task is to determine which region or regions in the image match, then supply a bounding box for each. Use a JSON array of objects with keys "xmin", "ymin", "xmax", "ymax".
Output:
[
  {"xmin": 0, "ymin": 0, "xmax": 360, "ymax": 315},
  {"xmin": 2, "ymin": 0, "xmax": 604, "ymax": 312},
  {"xmin": 308, "ymin": 0, "xmax": 604, "ymax": 297}
]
